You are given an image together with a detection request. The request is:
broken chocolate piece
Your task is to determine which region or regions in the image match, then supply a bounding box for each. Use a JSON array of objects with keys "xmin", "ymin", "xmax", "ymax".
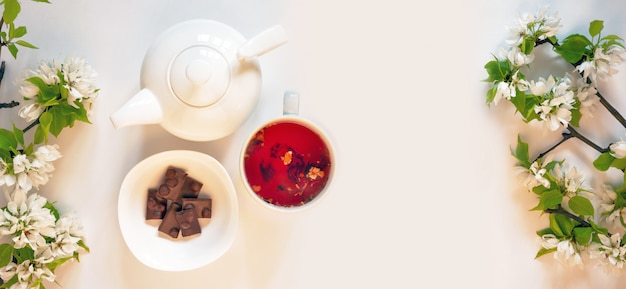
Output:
[
  {"xmin": 158, "ymin": 202, "xmax": 181, "ymax": 238},
  {"xmin": 146, "ymin": 188, "xmax": 167, "ymax": 220},
  {"xmin": 181, "ymin": 176, "xmax": 203, "ymax": 199},
  {"xmin": 176, "ymin": 207, "xmax": 201, "ymax": 237},
  {"xmin": 182, "ymin": 198, "xmax": 212, "ymax": 218},
  {"xmin": 157, "ymin": 167, "xmax": 187, "ymax": 203}
]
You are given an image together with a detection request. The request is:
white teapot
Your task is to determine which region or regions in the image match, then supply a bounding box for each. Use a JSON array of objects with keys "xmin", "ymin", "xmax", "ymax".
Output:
[{"xmin": 110, "ymin": 19, "xmax": 287, "ymax": 141}]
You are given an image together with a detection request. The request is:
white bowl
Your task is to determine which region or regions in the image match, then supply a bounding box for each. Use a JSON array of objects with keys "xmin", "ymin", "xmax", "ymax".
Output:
[{"xmin": 117, "ymin": 150, "xmax": 238, "ymax": 271}]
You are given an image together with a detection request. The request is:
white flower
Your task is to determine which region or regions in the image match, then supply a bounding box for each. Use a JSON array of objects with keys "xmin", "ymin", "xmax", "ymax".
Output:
[
  {"xmin": 0, "ymin": 261, "xmax": 16, "ymax": 284},
  {"xmin": 16, "ymin": 80, "xmax": 38, "ymax": 99},
  {"xmin": 518, "ymin": 155, "xmax": 553, "ymax": 189},
  {"xmin": 10, "ymin": 146, "xmax": 60, "ymax": 193},
  {"xmin": 529, "ymin": 75, "xmax": 556, "ymax": 95},
  {"xmin": 513, "ymin": 5, "xmax": 561, "ymax": 42},
  {"xmin": 589, "ymin": 233, "xmax": 626, "ymax": 275},
  {"xmin": 541, "ymin": 234, "xmax": 583, "ymax": 267},
  {"xmin": 560, "ymin": 72, "xmax": 599, "ymax": 118},
  {"xmin": 594, "ymin": 184, "xmax": 624, "ymax": 229},
  {"xmin": 506, "ymin": 46, "xmax": 535, "ymax": 66},
  {"xmin": 553, "ymin": 163, "xmax": 585, "ymax": 197},
  {"xmin": 12, "ymin": 155, "xmax": 47, "ymax": 192},
  {"xmin": 576, "ymin": 46, "xmax": 626, "ymax": 84},
  {"xmin": 50, "ymin": 213, "xmax": 85, "ymax": 259},
  {"xmin": 13, "ymin": 260, "xmax": 55, "ymax": 286},
  {"xmin": 0, "ymin": 192, "xmax": 56, "ymax": 252},
  {"xmin": 536, "ymin": 6, "xmax": 561, "ymax": 38},
  {"xmin": 19, "ymin": 56, "xmax": 98, "ymax": 111},
  {"xmin": 17, "ymin": 102, "xmax": 43, "ymax": 123},
  {"xmin": 505, "ymin": 23, "xmax": 527, "ymax": 47},
  {"xmin": 61, "ymin": 56, "xmax": 98, "ymax": 109},
  {"xmin": 511, "ymin": 71, "xmax": 529, "ymax": 91},
  {"xmin": 34, "ymin": 144, "xmax": 61, "ymax": 163},
  {"xmin": 0, "ymin": 193, "xmax": 87, "ymax": 288},
  {"xmin": 493, "ymin": 81, "xmax": 514, "ymax": 105},
  {"xmin": 530, "ymin": 76, "xmax": 575, "ymax": 131},
  {"xmin": 0, "ymin": 159, "xmax": 15, "ymax": 188}
]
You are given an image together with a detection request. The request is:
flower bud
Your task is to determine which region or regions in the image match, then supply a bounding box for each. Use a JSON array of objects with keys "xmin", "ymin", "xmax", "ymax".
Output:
[
  {"xmin": 18, "ymin": 103, "xmax": 43, "ymax": 122},
  {"xmin": 610, "ymin": 141, "xmax": 626, "ymax": 159}
]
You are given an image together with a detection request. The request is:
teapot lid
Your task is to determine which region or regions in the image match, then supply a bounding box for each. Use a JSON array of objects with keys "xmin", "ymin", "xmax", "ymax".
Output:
[
  {"xmin": 139, "ymin": 19, "xmax": 265, "ymax": 141},
  {"xmin": 169, "ymin": 46, "xmax": 230, "ymax": 107}
]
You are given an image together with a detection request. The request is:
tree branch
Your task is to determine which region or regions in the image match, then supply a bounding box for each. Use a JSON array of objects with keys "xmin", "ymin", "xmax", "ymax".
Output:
[{"xmin": 545, "ymin": 206, "xmax": 592, "ymax": 228}]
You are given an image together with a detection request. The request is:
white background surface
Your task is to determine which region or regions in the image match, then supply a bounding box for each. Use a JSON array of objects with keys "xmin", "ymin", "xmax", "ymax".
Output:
[{"xmin": 1, "ymin": 0, "xmax": 626, "ymax": 288}]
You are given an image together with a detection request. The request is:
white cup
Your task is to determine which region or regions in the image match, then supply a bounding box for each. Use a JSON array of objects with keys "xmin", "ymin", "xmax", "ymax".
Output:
[{"xmin": 240, "ymin": 91, "xmax": 335, "ymax": 212}]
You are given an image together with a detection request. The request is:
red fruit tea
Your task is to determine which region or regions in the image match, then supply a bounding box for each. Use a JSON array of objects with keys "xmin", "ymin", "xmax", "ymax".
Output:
[{"xmin": 243, "ymin": 121, "xmax": 332, "ymax": 207}]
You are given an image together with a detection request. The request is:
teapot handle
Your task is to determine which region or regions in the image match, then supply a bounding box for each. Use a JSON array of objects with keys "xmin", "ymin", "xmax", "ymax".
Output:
[{"xmin": 237, "ymin": 25, "xmax": 288, "ymax": 60}]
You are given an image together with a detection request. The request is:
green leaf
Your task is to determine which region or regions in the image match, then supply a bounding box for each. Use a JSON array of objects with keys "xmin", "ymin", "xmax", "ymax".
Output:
[
  {"xmin": 26, "ymin": 77, "xmax": 58, "ymax": 102},
  {"xmin": 615, "ymin": 189, "xmax": 626, "ymax": 208},
  {"xmin": 570, "ymin": 108, "xmax": 582, "ymax": 127},
  {"xmin": 612, "ymin": 157, "xmax": 626, "ymax": 171},
  {"xmin": 483, "ymin": 59, "xmax": 510, "ymax": 82},
  {"xmin": 78, "ymin": 239, "xmax": 90, "ymax": 253},
  {"xmin": 535, "ymin": 247, "xmax": 557, "ymax": 259},
  {"xmin": 485, "ymin": 84, "xmax": 496, "ymax": 104},
  {"xmin": 2, "ymin": 0, "xmax": 20, "ymax": 24},
  {"xmin": 593, "ymin": 152, "xmax": 615, "ymax": 171},
  {"xmin": 15, "ymin": 40, "xmax": 37, "ymax": 49},
  {"xmin": 550, "ymin": 213, "xmax": 576, "ymax": 238},
  {"xmin": 601, "ymin": 34, "xmax": 624, "ymax": 43},
  {"xmin": 7, "ymin": 22, "xmax": 14, "ymax": 40},
  {"xmin": 34, "ymin": 110, "xmax": 53, "ymax": 144},
  {"xmin": 13, "ymin": 247, "xmax": 34, "ymax": 263},
  {"xmin": 533, "ymin": 189, "xmax": 562, "ymax": 211},
  {"xmin": 47, "ymin": 106, "xmax": 69, "ymax": 137},
  {"xmin": 588, "ymin": 219, "xmax": 609, "ymax": 236},
  {"xmin": 0, "ymin": 128, "xmax": 17, "ymax": 150},
  {"xmin": 555, "ymin": 34, "xmax": 593, "ymax": 63},
  {"xmin": 569, "ymin": 196, "xmax": 594, "ymax": 217},
  {"xmin": 521, "ymin": 37, "xmax": 535, "ymax": 54},
  {"xmin": 46, "ymin": 256, "xmax": 73, "ymax": 272},
  {"xmin": 11, "ymin": 25, "xmax": 26, "ymax": 38},
  {"xmin": 536, "ymin": 227, "xmax": 555, "ymax": 237},
  {"xmin": 0, "ymin": 275, "xmax": 18, "ymax": 288},
  {"xmin": 511, "ymin": 92, "xmax": 540, "ymax": 122},
  {"xmin": 512, "ymin": 135, "xmax": 530, "ymax": 167},
  {"xmin": 7, "ymin": 43, "xmax": 18, "ymax": 59},
  {"xmin": 0, "ymin": 243, "xmax": 14, "ymax": 267},
  {"xmin": 12, "ymin": 123, "xmax": 23, "ymax": 147},
  {"xmin": 31, "ymin": 0, "xmax": 52, "ymax": 3},
  {"xmin": 589, "ymin": 20, "xmax": 604, "ymax": 38},
  {"xmin": 44, "ymin": 201, "xmax": 59, "ymax": 220},
  {"xmin": 573, "ymin": 227, "xmax": 593, "ymax": 245},
  {"xmin": 532, "ymin": 184, "xmax": 551, "ymax": 196}
]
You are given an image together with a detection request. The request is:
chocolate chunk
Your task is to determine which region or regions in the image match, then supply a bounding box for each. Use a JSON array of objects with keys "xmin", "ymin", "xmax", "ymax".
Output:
[
  {"xmin": 181, "ymin": 176, "xmax": 203, "ymax": 199},
  {"xmin": 158, "ymin": 203, "xmax": 181, "ymax": 238},
  {"xmin": 146, "ymin": 189, "xmax": 167, "ymax": 220},
  {"xmin": 182, "ymin": 198, "xmax": 212, "ymax": 218},
  {"xmin": 157, "ymin": 167, "xmax": 187, "ymax": 203},
  {"xmin": 176, "ymin": 207, "xmax": 201, "ymax": 237}
]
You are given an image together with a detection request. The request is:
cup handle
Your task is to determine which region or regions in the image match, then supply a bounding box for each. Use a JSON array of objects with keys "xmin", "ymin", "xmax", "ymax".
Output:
[{"xmin": 283, "ymin": 90, "xmax": 300, "ymax": 116}]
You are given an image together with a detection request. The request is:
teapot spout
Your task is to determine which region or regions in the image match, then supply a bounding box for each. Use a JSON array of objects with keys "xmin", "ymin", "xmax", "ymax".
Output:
[{"xmin": 110, "ymin": 88, "xmax": 163, "ymax": 129}]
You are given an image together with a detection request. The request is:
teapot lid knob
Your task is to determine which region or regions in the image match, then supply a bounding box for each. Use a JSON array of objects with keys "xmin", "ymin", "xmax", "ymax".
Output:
[
  {"xmin": 170, "ymin": 46, "xmax": 230, "ymax": 107},
  {"xmin": 186, "ymin": 59, "xmax": 212, "ymax": 85}
]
